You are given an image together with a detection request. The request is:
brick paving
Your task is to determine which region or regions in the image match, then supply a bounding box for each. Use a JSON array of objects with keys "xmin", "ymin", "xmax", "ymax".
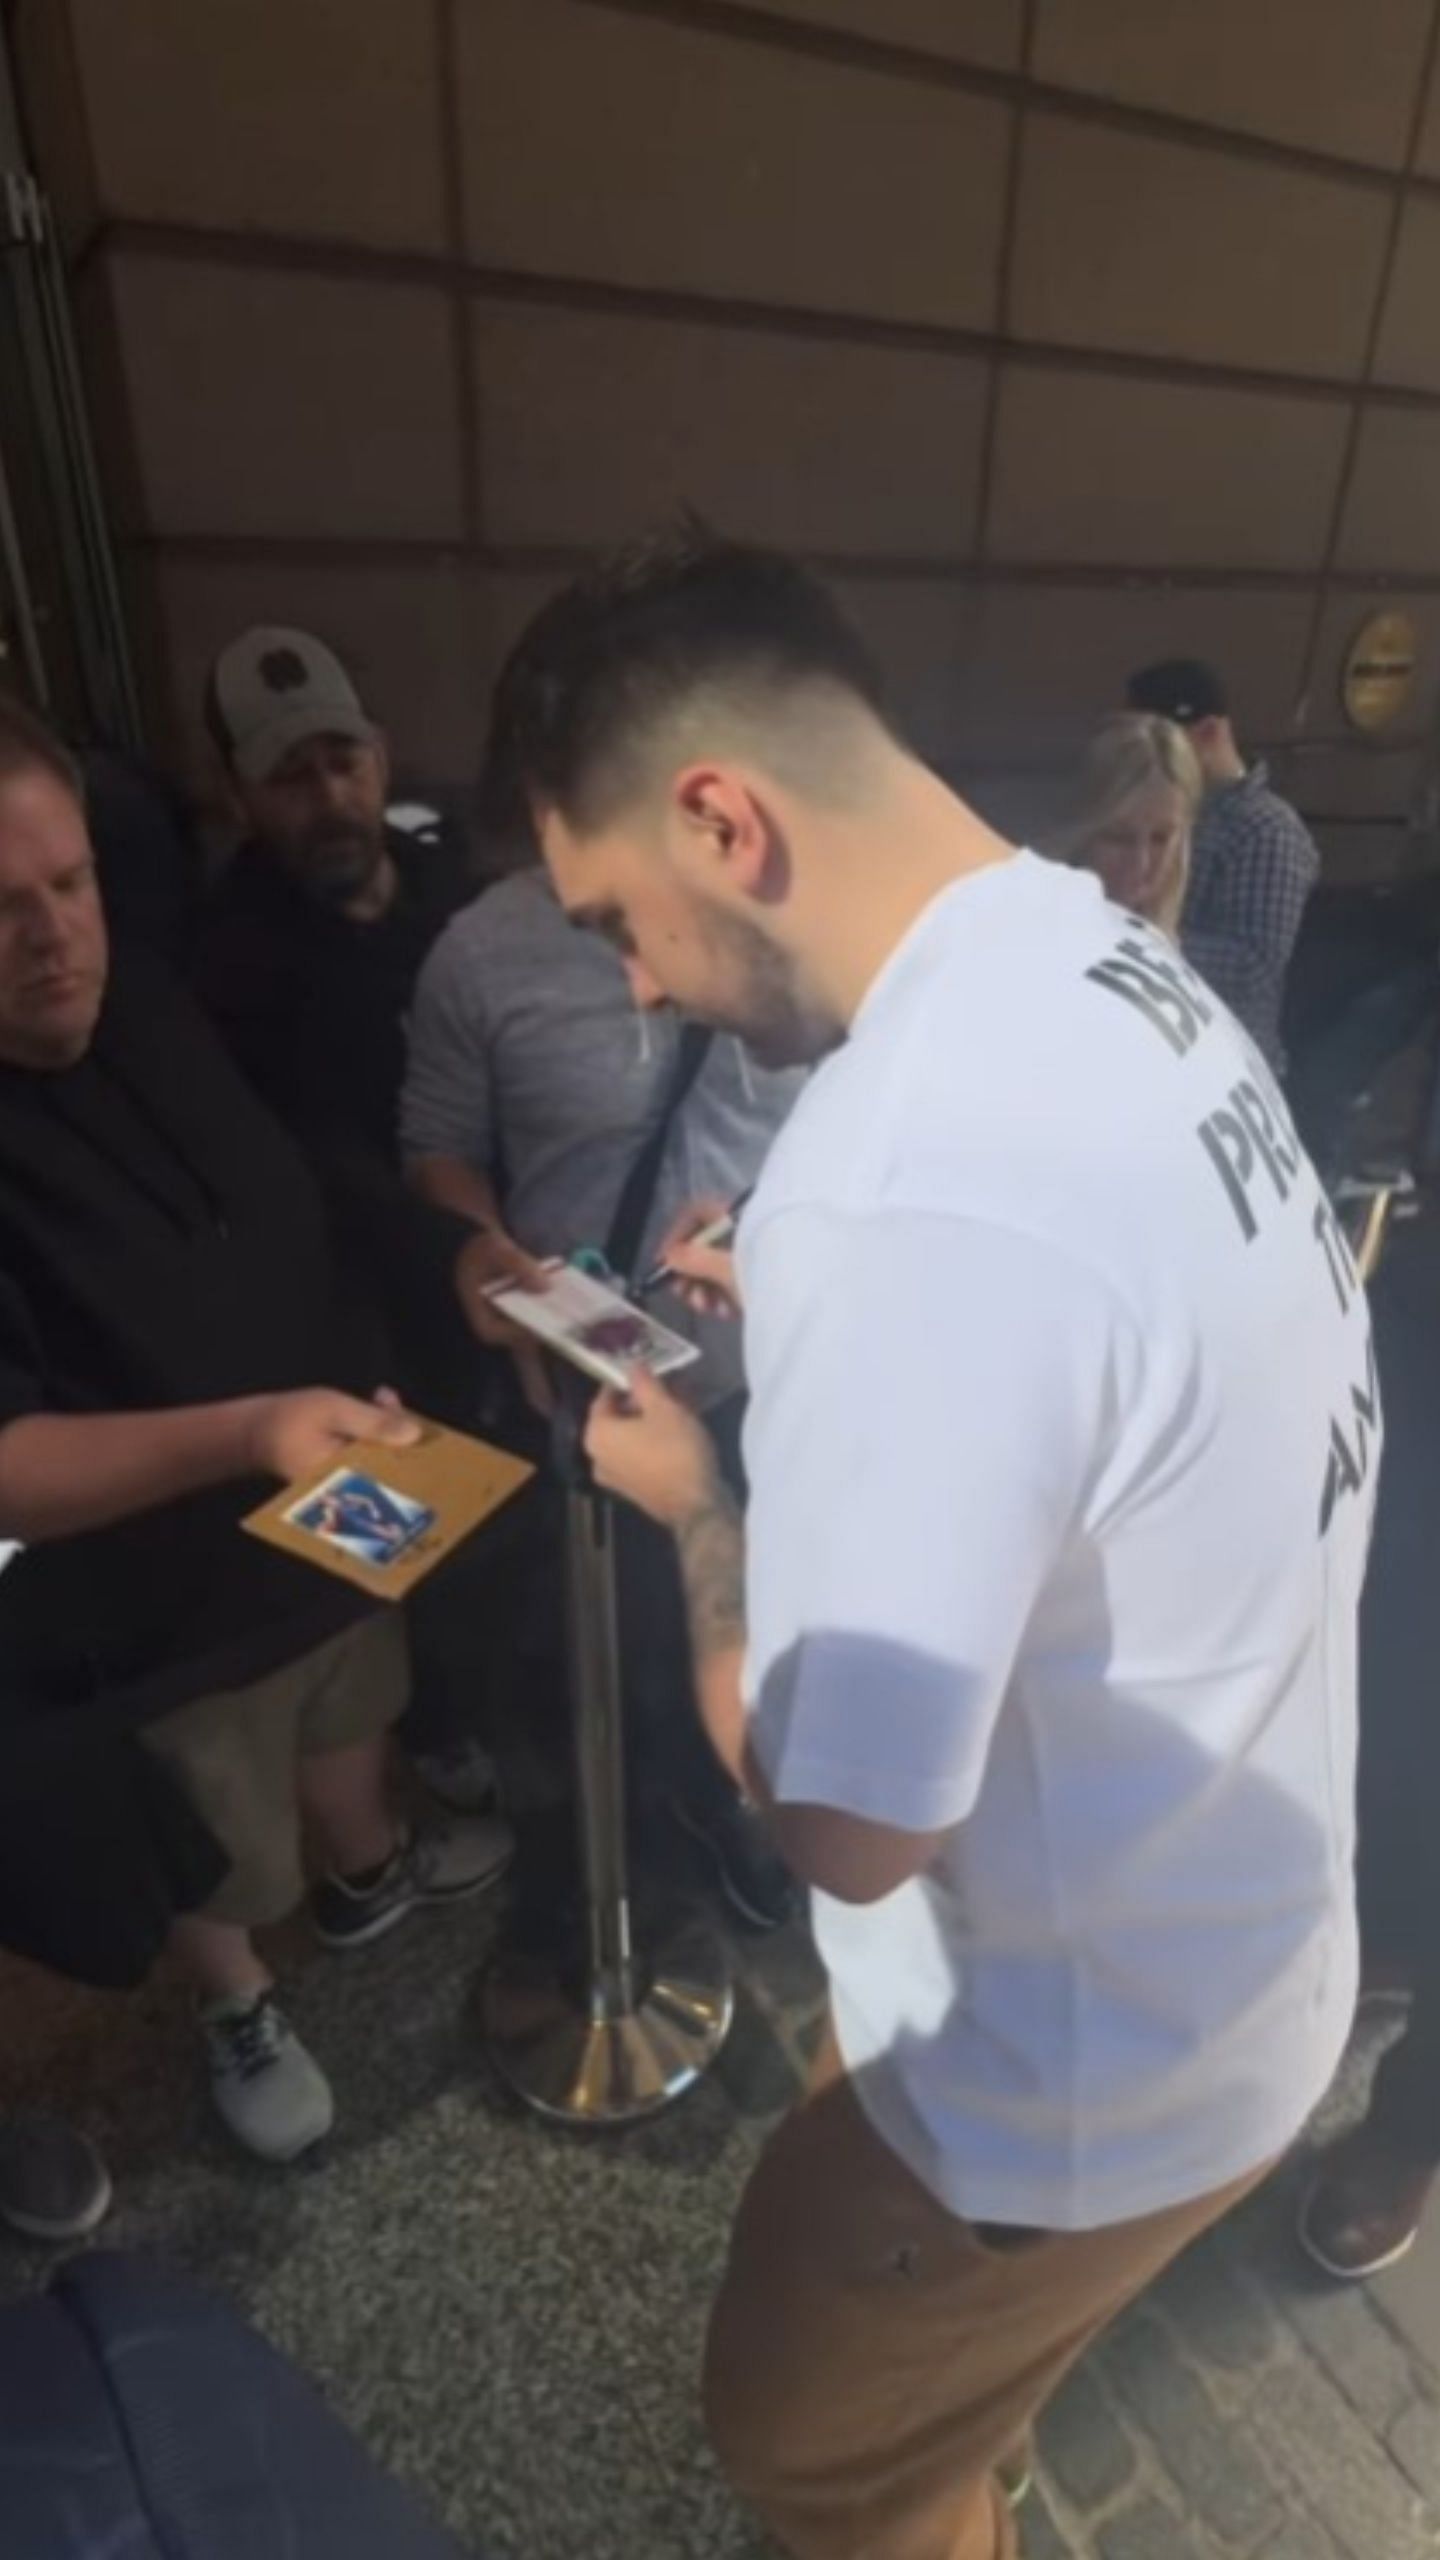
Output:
[{"xmin": 1028, "ymin": 2082, "xmax": 1440, "ymax": 2560}]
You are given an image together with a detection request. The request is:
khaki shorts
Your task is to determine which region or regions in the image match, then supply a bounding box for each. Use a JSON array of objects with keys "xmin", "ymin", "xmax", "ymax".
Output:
[
  {"xmin": 142, "ymin": 1613, "xmax": 409, "ymax": 1930},
  {"xmin": 705, "ymin": 2026, "xmax": 1269, "ymax": 2560}
]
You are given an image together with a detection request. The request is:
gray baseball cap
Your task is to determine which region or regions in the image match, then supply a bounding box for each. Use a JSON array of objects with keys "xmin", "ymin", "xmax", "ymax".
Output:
[{"xmin": 204, "ymin": 626, "xmax": 378, "ymax": 783}]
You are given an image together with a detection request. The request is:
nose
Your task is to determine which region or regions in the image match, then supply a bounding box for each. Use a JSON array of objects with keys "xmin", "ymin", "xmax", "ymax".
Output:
[
  {"xmin": 625, "ymin": 955, "xmax": 667, "ymax": 1011},
  {"xmin": 315, "ymin": 769, "xmax": 355, "ymax": 818},
  {"xmin": 21, "ymin": 893, "xmax": 70, "ymax": 960}
]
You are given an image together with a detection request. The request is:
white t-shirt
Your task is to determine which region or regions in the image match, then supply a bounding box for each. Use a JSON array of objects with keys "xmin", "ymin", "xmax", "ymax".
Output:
[{"xmin": 740, "ymin": 853, "xmax": 1372, "ymax": 2232}]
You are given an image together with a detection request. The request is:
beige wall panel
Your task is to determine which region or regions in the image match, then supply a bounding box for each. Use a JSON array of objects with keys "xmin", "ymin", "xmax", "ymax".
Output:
[
  {"xmin": 98, "ymin": 255, "xmax": 462, "ymax": 543},
  {"xmin": 473, "ymin": 304, "xmax": 989, "ymax": 553},
  {"xmin": 458, "ymin": 0, "xmax": 1008, "ymax": 327},
  {"xmin": 831, "ymin": 578, "xmax": 979, "ymax": 757},
  {"xmin": 1035, "ymin": 0, "xmax": 1431, "ymax": 168},
  {"xmin": 989, "ymin": 366, "xmax": 1347, "ymax": 569},
  {"xmin": 957, "ymin": 583, "xmax": 1315, "ymax": 761},
  {"xmin": 1338, "ymin": 408, "xmax": 1440, "ymax": 574},
  {"xmin": 55, "ymin": 0, "xmax": 444, "ymax": 250},
  {"xmin": 753, "ymin": 0, "xmax": 1023, "ymax": 67},
  {"xmin": 1374, "ymin": 196, "xmax": 1440, "ymax": 392},
  {"xmin": 1413, "ymin": 39, "xmax": 1440, "ymax": 175},
  {"xmin": 1012, "ymin": 114, "xmax": 1389, "ymax": 379},
  {"xmin": 148, "ymin": 556, "xmax": 484, "ymax": 786}
]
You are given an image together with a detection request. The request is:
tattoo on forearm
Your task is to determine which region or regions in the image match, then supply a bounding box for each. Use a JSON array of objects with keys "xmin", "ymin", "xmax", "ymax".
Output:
[{"xmin": 675, "ymin": 1487, "xmax": 747, "ymax": 1661}]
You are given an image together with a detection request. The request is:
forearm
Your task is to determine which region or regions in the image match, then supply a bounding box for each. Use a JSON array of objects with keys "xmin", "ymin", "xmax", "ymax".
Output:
[
  {"xmin": 0, "ymin": 1401, "xmax": 259, "ymax": 1542},
  {"xmin": 674, "ymin": 1487, "xmax": 767, "ymax": 1801},
  {"xmin": 406, "ymin": 1152, "xmax": 504, "ymax": 1234}
]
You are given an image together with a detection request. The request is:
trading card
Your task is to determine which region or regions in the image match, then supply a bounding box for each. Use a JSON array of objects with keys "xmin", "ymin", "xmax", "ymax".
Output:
[
  {"xmin": 283, "ymin": 1468, "xmax": 437, "ymax": 1571},
  {"xmin": 487, "ymin": 1263, "xmax": 701, "ymax": 1392},
  {"xmin": 246, "ymin": 1420, "xmax": 533, "ymax": 1600}
]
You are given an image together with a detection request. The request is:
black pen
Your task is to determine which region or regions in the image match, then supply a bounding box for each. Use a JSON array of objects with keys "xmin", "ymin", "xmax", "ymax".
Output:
[{"xmin": 636, "ymin": 1186, "xmax": 754, "ymax": 1298}]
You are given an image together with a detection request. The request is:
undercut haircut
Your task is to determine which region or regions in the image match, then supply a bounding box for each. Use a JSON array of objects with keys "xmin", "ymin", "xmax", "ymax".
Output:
[
  {"xmin": 0, "ymin": 694, "xmax": 83, "ymax": 803},
  {"xmin": 482, "ymin": 519, "xmax": 892, "ymax": 838}
]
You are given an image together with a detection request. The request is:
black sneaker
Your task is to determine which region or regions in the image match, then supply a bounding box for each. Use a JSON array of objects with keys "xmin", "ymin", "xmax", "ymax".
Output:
[
  {"xmin": 312, "ymin": 1813, "xmax": 514, "ymax": 1950},
  {"xmin": 0, "ymin": 2116, "xmax": 111, "ymax": 2241},
  {"xmin": 672, "ymin": 1792, "xmax": 797, "ymax": 1932}
]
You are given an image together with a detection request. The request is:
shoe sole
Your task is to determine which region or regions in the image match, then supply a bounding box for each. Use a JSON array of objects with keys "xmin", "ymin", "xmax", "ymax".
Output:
[
  {"xmin": 1, "ymin": 2165, "xmax": 113, "ymax": 2243},
  {"xmin": 1298, "ymin": 2206, "xmax": 1421, "ymax": 2282},
  {"xmin": 669, "ymin": 1798, "xmax": 791, "ymax": 1933},
  {"xmin": 218, "ymin": 2108, "xmax": 334, "ymax": 2166},
  {"xmin": 314, "ymin": 1849, "xmax": 514, "ymax": 1952}
]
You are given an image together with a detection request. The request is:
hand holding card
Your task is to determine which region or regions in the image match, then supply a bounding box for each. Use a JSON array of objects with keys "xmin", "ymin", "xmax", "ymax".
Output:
[
  {"xmin": 246, "ymin": 1384, "xmax": 421, "ymax": 1483},
  {"xmin": 485, "ymin": 1263, "xmax": 700, "ymax": 1394},
  {"xmin": 244, "ymin": 1416, "xmax": 533, "ymax": 1600}
]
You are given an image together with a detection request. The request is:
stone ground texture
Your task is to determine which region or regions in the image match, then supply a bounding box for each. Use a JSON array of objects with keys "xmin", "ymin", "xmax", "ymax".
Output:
[{"xmin": 0, "ymin": 1861, "xmax": 1436, "ymax": 2559}]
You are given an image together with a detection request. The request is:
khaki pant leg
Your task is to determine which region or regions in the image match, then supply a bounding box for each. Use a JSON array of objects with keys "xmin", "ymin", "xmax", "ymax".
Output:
[
  {"xmin": 142, "ymin": 1656, "xmax": 309, "ymax": 1930},
  {"xmin": 296, "ymin": 1610, "xmax": 410, "ymax": 1757},
  {"xmin": 704, "ymin": 2028, "xmax": 1268, "ymax": 2560}
]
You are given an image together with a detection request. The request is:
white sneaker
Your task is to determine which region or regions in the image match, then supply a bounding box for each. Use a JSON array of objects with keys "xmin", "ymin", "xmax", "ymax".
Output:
[
  {"xmin": 202, "ymin": 1992, "xmax": 334, "ymax": 2163},
  {"xmin": 311, "ymin": 1814, "xmax": 514, "ymax": 1951}
]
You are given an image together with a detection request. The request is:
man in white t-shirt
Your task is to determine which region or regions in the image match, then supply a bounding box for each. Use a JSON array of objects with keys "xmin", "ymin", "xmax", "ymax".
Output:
[{"xmin": 488, "ymin": 525, "xmax": 1372, "ymax": 2560}]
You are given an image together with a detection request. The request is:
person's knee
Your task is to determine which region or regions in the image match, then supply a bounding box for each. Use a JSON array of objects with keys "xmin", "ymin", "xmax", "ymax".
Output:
[{"xmin": 200, "ymin": 1835, "xmax": 304, "ymax": 1932}]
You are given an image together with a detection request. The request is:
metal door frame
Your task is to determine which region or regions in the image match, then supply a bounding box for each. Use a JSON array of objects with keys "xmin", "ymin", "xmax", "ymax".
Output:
[{"xmin": 0, "ymin": 19, "xmax": 139, "ymax": 743}]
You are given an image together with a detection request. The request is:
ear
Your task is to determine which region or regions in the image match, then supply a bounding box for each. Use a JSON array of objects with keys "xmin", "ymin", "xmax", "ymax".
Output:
[{"xmin": 672, "ymin": 762, "xmax": 780, "ymax": 901}]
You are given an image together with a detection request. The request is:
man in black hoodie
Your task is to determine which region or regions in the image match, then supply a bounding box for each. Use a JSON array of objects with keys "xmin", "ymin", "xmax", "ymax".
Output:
[{"xmin": 0, "ymin": 697, "xmax": 509, "ymax": 2173}]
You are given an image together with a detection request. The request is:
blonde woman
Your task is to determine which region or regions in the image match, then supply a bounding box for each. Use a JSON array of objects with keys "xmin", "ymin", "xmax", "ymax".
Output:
[{"xmin": 1058, "ymin": 712, "xmax": 1202, "ymax": 942}]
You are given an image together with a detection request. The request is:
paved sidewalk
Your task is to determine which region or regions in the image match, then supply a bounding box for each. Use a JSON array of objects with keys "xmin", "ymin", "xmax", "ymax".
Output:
[{"xmin": 0, "ymin": 1880, "xmax": 1436, "ymax": 2559}]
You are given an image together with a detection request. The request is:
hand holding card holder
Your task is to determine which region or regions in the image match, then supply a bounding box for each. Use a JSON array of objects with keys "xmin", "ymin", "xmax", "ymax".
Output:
[{"xmin": 242, "ymin": 1416, "xmax": 534, "ymax": 1601}]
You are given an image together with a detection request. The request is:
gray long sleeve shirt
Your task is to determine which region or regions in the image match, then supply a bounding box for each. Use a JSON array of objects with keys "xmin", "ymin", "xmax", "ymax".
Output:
[{"xmin": 400, "ymin": 871, "xmax": 804, "ymax": 1383}]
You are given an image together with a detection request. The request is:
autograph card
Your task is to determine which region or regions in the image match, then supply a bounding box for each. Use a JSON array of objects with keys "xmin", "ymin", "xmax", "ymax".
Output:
[
  {"xmin": 244, "ymin": 1417, "xmax": 532, "ymax": 1601},
  {"xmin": 284, "ymin": 1470, "xmax": 436, "ymax": 1570},
  {"xmin": 487, "ymin": 1263, "xmax": 700, "ymax": 1393}
]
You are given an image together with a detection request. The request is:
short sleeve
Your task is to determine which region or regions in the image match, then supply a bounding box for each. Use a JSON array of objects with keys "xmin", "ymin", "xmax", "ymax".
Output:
[
  {"xmin": 741, "ymin": 1206, "xmax": 1138, "ymax": 1833},
  {"xmin": 399, "ymin": 923, "xmax": 494, "ymax": 1171}
]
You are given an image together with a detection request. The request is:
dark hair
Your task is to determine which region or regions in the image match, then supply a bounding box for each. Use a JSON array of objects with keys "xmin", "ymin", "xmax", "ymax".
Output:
[
  {"xmin": 482, "ymin": 519, "xmax": 890, "ymax": 835},
  {"xmin": 0, "ymin": 693, "xmax": 83, "ymax": 801}
]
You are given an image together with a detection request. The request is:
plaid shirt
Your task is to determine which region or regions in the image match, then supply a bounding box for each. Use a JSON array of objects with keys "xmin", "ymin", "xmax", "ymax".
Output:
[{"xmin": 1180, "ymin": 763, "xmax": 1320, "ymax": 1074}]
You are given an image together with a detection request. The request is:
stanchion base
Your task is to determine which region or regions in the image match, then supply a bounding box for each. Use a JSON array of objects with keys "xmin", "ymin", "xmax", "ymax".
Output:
[{"xmin": 482, "ymin": 1920, "xmax": 734, "ymax": 2125}]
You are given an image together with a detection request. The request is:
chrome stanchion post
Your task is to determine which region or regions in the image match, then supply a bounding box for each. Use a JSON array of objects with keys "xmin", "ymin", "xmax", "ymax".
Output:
[
  {"xmin": 566, "ymin": 1482, "xmax": 635, "ymax": 2020},
  {"xmin": 483, "ymin": 1369, "xmax": 734, "ymax": 2122}
]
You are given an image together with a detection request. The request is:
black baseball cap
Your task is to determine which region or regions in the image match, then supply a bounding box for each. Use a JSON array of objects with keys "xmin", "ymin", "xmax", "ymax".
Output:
[{"xmin": 1125, "ymin": 658, "xmax": 1229, "ymax": 727}]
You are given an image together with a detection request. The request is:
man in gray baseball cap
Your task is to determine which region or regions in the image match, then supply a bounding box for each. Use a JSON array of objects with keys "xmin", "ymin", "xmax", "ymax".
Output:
[
  {"xmin": 191, "ymin": 629, "xmax": 497, "ymax": 1819},
  {"xmin": 193, "ymin": 627, "xmax": 470, "ymax": 1153}
]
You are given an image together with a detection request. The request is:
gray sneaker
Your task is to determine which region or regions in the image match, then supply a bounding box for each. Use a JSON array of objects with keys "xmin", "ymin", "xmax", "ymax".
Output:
[
  {"xmin": 201, "ymin": 1992, "xmax": 334, "ymax": 2163},
  {"xmin": 0, "ymin": 2116, "xmax": 111, "ymax": 2241},
  {"xmin": 312, "ymin": 1813, "xmax": 514, "ymax": 1950}
]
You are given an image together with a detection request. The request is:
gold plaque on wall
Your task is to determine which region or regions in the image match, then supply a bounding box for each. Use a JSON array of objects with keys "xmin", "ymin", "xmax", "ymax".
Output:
[{"xmin": 1342, "ymin": 609, "xmax": 1419, "ymax": 732}]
